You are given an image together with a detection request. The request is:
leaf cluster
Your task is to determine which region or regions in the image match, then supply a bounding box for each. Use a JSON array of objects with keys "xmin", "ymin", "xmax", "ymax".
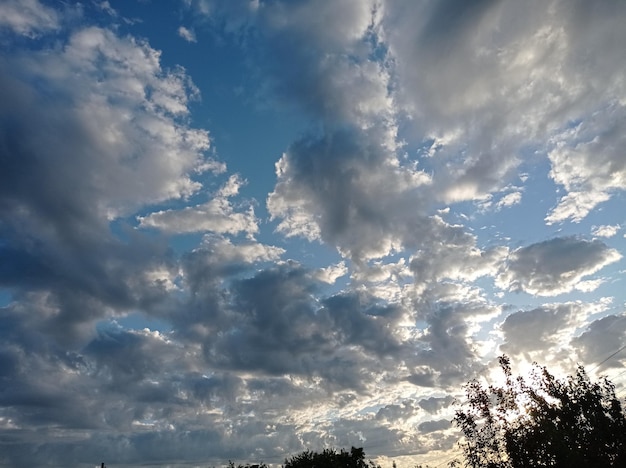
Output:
[{"xmin": 454, "ymin": 356, "xmax": 626, "ymax": 468}]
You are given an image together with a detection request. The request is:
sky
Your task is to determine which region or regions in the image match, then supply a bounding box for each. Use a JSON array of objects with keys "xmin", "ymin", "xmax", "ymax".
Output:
[{"xmin": 0, "ymin": 0, "xmax": 626, "ymax": 466}]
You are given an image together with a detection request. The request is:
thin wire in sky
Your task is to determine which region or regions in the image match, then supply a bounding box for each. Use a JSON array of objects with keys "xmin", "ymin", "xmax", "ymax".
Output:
[{"xmin": 588, "ymin": 344, "xmax": 626, "ymax": 374}]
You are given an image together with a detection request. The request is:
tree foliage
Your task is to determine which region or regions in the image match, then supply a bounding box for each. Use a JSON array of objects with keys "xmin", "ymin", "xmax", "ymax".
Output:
[
  {"xmin": 454, "ymin": 356, "xmax": 626, "ymax": 468},
  {"xmin": 284, "ymin": 447, "xmax": 380, "ymax": 468}
]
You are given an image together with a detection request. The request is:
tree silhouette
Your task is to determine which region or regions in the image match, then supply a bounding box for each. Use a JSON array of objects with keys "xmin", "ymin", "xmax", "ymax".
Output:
[
  {"xmin": 453, "ymin": 356, "xmax": 626, "ymax": 468},
  {"xmin": 284, "ymin": 447, "xmax": 380, "ymax": 468}
]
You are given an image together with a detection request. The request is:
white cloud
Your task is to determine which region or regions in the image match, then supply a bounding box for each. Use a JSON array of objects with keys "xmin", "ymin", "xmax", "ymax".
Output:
[
  {"xmin": 409, "ymin": 216, "xmax": 508, "ymax": 288},
  {"xmin": 0, "ymin": 0, "xmax": 59, "ymax": 36},
  {"xmin": 178, "ymin": 25, "xmax": 197, "ymax": 42},
  {"xmin": 313, "ymin": 262, "xmax": 348, "ymax": 284},
  {"xmin": 592, "ymin": 224, "xmax": 620, "ymax": 238},
  {"xmin": 546, "ymin": 108, "xmax": 626, "ymax": 223},
  {"xmin": 138, "ymin": 175, "xmax": 259, "ymax": 235},
  {"xmin": 96, "ymin": 1, "xmax": 118, "ymax": 18},
  {"xmin": 385, "ymin": 0, "xmax": 626, "ymax": 209},
  {"xmin": 0, "ymin": 24, "xmax": 218, "ymax": 347},
  {"xmin": 496, "ymin": 191, "xmax": 522, "ymax": 210},
  {"xmin": 1, "ymin": 26, "xmax": 213, "ymax": 218},
  {"xmin": 268, "ymin": 127, "xmax": 432, "ymax": 261}
]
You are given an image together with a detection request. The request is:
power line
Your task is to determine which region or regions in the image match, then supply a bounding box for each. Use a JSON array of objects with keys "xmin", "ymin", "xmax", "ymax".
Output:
[{"xmin": 588, "ymin": 344, "xmax": 626, "ymax": 373}]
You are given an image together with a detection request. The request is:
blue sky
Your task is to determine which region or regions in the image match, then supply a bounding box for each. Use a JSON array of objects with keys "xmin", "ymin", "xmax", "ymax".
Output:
[{"xmin": 1, "ymin": 1, "xmax": 626, "ymax": 467}]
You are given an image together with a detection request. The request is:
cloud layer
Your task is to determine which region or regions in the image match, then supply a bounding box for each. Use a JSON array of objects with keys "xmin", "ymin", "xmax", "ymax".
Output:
[{"xmin": 0, "ymin": 1, "xmax": 625, "ymax": 467}]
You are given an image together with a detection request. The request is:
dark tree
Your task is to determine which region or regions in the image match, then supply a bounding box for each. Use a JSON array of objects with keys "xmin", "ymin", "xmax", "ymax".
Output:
[
  {"xmin": 284, "ymin": 447, "xmax": 380, "ymax": 468},
  {"xmin": 454, "ymin": 356, "xmax": 626, "ymax": 468}
]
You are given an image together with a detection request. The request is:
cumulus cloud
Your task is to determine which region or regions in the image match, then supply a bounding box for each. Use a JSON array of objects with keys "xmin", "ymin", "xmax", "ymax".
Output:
[
  {"xmin": 572, "ymin": 314, "xmax": 626, "ymax": 371},
  {"xmin": 192, "ymin": 264, "xmax": 404, "ymax": 390},
  {"xmin": 497, "ymin": 237, "xmax": 621, "ymax": 296},
  {"xmin": 417, "ymin": 396, "xmax": 455, "ymax": 415},
  {"xmin": 418, "ymin": 419, "xmax": 451, "ymax": 434},
  {"xmin": 409, "ymin": 216, "xmax": 508, "ymax": 288},
  {"xmin": 592, "ymin": 224, "xmax": 620, "ymax": 238},
  {"xmin": 385, "ymin": 0, "xmax": 626, "ymax": 209},
  {"xmin": 0, "ymin": 26, "xmax": 213, "ymax": 222},
  {"xmin": 500, "ymin": 301, "xmax": 608, "ymax": 357},
  {"xmin": 268, "ymin": 127, "xmax": 431, "ymax": 261},
  {"xmin": 2, "ymin": 0, "xmax": 626, "ymax": 465},
  {"xmin": 0, "ymin": 25, "xmax": 222, "ymax": 347}
]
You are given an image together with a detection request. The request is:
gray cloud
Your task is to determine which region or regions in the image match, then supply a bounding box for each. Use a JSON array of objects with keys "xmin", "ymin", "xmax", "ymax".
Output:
[
  {"xmin": 194, "ymin": 264, "xmax": 404, "ymax": 391},
  {"xmin": 386, "ymin": 0, "xmax": 626, "ymax": 209},
  {"xmin": 418, "ymin": 419, "xmax": 451, "ymax": 434},
  {"xmin": 497, "ymin": 237, "xmax": 621, "ymax": 296},
  {"xmin": 417, "ymin": 396, "xmax": 455, "ymax": 415},
  {"xmin": 500, "ymin": 302, "xmax": 597, "ymax": 356},
  {"xmin": 0, "ymin": 23, "xmax": 230, "ymax": 346},
  {"xmin": 1, "ymin": 1, "xmax": 625, "ymax": 466},
  {"xmin": 571, "ymin": 314, "xmax": 626, "ymax": 371},
  {"xmin": 268, "ymin": 126, "xmax": 431, "ymax": 261}
]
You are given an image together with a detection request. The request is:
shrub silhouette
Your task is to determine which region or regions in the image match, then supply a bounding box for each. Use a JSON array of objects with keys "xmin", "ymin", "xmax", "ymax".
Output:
[{"xmin": 284, "ymin": 447, "xmax": 380, "ymax": 468}]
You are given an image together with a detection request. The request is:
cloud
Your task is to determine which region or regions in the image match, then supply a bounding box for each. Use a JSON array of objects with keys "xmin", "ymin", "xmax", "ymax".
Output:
[
  {"xmin": 96, "ymin": 1, "xmax": 118, "ymax": 18},
  {"xmin": 500, "ymin": 301, "xmax": 608, "ymax": 357},
  {"xmin": 189, "ymin": 264, "xmax": 404, "ymax": 392},
  {"xmin": 497, "ymin": 237, "xmax": 621, "ymax": 296},
  {"xmin": 0, "ymin": 25, "xmax": 226, "ymax": 348},
  {"xmin": 268, "ymin": 127, "xmax": 431, "ymax": 261},
  {"xmin": 546, "ymin": 107, "xmax": 626, "ymax": 224},
  {"xmin": 0, "ymin": 0, "xmax": 59, "ymax": 36},
  {"xmin": 571, "ymin": 314, "xmax": 626, "ymax": 370},
  {"xmin": 178, "ymin": 25, "xmax": 197, "ymax": 42},
  {"xmin": 409, "ymin": 216, "xmax": 508, "ymax": 287},
  {"xmin": 418, "ymin": 419, "xmax": 451, "ymax": 434},
  {"xmin": 385, "ymin": 0, "xmax": 626, "ymax": 209},
  {"xmin": 496, "ymin": 191, "xmax": 522, "ymax": 210},
  {"xmin": 2, "ymin": 1, "xmax": 626, "ymax": 466},
  {"xmin": 592, "ymin": 224, "xmax": 620, "ymax": 238},
  {"xmin": 417, "ymin": 396, "xmax": 455, "ymax": 415},
  {"xmin": 138, "ymin": 175, "xmax": 259, "ymax": 235}
]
